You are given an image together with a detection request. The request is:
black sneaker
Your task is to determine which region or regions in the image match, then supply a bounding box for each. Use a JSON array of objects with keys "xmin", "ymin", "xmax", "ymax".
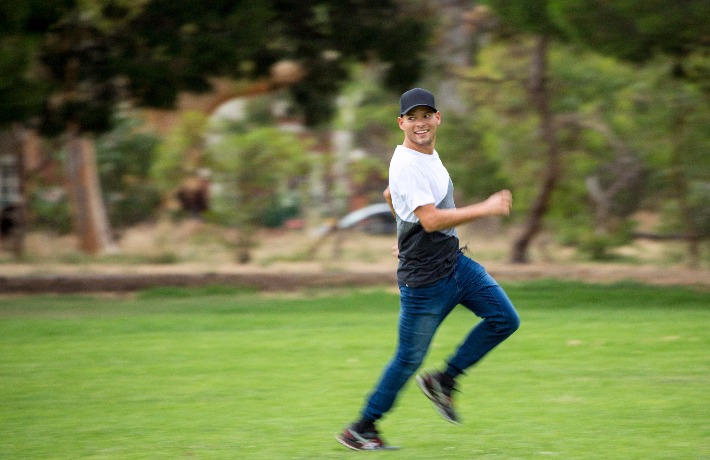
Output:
[
  {"xmin": 416, "ymin": 371, "xmax": 461, "ymax": 424},
  {"xmin": 336, "ymin": 424, "xmax": 398, "ymax": 451}
]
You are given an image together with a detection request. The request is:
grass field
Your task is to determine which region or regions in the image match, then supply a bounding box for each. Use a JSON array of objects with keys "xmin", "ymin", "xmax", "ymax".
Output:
[{"xmin": 1, "ymin": 281, "xmax": 708, "ymax": 459}]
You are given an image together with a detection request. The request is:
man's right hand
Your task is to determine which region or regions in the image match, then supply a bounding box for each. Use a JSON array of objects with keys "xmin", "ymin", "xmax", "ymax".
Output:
[{"xmin": 484, "ymin": 190, "xmax": 513, "ymax": 216}]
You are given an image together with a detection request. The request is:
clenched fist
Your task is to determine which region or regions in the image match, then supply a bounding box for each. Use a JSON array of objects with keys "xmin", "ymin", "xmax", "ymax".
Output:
[{"xmin": 485, "ymin": 190, "xmax": 513, "ymax": 216}]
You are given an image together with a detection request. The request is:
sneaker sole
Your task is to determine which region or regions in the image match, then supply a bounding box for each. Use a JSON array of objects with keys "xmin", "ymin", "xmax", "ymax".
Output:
[
  {"xmin": 416, "ymin": 375, "xmax": 461, "ymax": 425},
  {"xmin": 335, "ymin": 434, "xmax": 400, "ymax": 451}
]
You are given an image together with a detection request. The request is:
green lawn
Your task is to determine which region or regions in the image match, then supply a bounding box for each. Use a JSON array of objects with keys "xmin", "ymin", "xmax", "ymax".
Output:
[{"xmin": 1, "ymin": 282, "xmax": 708, "ymax": 459}]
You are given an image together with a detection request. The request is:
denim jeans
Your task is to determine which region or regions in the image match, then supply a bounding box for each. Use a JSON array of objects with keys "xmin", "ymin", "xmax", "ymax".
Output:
[{"xmin": 361, "ymin": 252, "xmax": 520, "ymax": 421}]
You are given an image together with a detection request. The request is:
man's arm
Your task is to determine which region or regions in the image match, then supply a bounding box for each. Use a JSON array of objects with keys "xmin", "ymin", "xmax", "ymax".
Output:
[
  {"xmin": 414, "ymin": 189, "xmax": 513, "ymax": 233},
  {"xmin": 383, "ymin": 186, "xmax": 396, "ymax": 218},
  {"xmin": 383, "ymin": 186, "xmax": 399, "ymax": 257}
]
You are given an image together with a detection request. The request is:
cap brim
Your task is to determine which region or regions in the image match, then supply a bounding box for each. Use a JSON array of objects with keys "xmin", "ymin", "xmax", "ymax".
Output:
[{"xmin": 400, "ymin": 104, "xmax": 437, "ymax": 116}]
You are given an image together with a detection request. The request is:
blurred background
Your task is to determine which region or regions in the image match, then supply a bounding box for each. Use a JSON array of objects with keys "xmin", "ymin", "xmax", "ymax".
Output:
[{"xmin": 1, "ymin": 0, "xmax": 709, "ymax": 274}]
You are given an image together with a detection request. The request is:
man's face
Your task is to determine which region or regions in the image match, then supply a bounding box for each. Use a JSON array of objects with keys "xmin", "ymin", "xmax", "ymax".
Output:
[{"xmin": 398, "ymin": 106, "xmax": 441, "ymax": 153}]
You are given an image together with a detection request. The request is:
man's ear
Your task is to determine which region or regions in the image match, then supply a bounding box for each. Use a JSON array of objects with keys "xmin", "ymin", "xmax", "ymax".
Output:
[{"xmin": 398, "ymin": 117, "xmax": 405, "ymax": 131}]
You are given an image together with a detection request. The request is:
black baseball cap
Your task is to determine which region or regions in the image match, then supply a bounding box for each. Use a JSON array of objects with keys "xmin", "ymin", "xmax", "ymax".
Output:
[{"xmin": 399, "ymin": 88, "xmax": 437, "ymax": 116}]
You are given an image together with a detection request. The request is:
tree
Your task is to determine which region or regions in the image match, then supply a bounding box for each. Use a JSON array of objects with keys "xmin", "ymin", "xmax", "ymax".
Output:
[
  {"xmin": 151, "ymin": 112, "xmax": 210, "ymax": 194},
  {"xmin": 208, "ymin": 127, "xmax": 312, "ymax": 263},
  {"xmin": 478, "ymin": 0, "xmax": 710, "ymax": 264},
  {"xmin": 95, "ymin": 116, "xmax": 162, "ymax": 229},
  {"xmin": 481, "ymin": 1, "xmax": 567, "ymax": 262},
  {"xmin": 0, "ymin": 0, "xmax": 64, "ymax": 256},
  {"xmin": 34, "ymin": 1, "xmax": 277, "ymax": 254},
  {"xmin": 266, "ymin": 0, "xmax": 433, "ymax": 125},
  {"xmin": 2, "ymin": 0, "xmax": 432, "ymax": 255},
  {"xmin": 454, "ymin": 16, "xmax": 656, "ymax": 261},
  {"xmin": 548, "ymin": 0, "xmax": 710, "ymax": 265},
  {"xmin": 548, "ymin": 0, "xmax": 710, "ymax": 64}
]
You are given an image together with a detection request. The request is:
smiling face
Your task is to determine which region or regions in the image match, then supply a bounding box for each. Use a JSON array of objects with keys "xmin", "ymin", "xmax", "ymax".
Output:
[{"xmin": 398, "ymin": 106, "xmax": 441, "ymax": 154}]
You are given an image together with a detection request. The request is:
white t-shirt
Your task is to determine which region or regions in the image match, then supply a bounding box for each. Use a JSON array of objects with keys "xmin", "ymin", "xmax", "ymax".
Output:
[
  {"xmin": 389, "ymin": 145, "xmax": 452, "ymax": 222},
  {"xmin": 388, "ymin": 145, "xmax": 460, "ymax": 287}
]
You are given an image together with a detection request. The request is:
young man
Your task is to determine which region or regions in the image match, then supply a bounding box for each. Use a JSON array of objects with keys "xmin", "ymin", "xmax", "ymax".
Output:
[{"xmin": 336, "ymin": 88, "xmax": 520, "ymax": 451}]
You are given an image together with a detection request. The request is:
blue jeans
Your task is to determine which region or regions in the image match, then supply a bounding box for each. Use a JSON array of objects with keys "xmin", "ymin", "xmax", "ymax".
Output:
[{"xmin": 361, "ymin": 252, "xmax": 520, "ymax": 421}]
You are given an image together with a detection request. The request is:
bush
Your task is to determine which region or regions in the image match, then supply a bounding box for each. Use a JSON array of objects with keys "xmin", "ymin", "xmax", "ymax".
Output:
[
  {"xmin": 96, "ymin": 116, "xmax": 162, "ymax": 229},
  {"xmin": 28, "ymin": 188, "xmax": 73, "ymax": 234},
  {"xmin": 577, "ymin": 222, "xmax": 635, "ymax": 261},
  {"xmin": 106, "ymin": 184, "xmax": 163, "ymax": 228}
]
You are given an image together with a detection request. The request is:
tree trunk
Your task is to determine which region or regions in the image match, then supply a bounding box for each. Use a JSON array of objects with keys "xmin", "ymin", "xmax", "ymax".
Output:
[
  {"xmin": 436, "ymin": 0, "xmax": 476, "ymax": 115},
  {"xmin": 64, "ymin": 129, "xmax": 117, "ymax": 255},
  {"xmin": 557, "ymin": 114, "xmax": 645, "ymax": 236},
  {"xmin": 670, "ymin": 112, "xmax": 698, "ymax": 268},
  {"xmin": 510, "ymin": 35, "xmax": 560, "ymax": 263},
  {"xmin": 0, "ymin": 127, "xmax": 27, "ymax": 258},
  {"xmin": 235, "ymin": 228, "xmax": 254, "ymax": 264},
  {"xmin": 11, "ymin": 126, "xmax": 28, "ymax": 258}
]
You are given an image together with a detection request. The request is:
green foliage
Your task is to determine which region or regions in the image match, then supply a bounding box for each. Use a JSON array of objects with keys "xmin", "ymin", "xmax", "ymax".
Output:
[
  {"xmin": 208, "ymin": 126, "xmax": 312, "ymax": 229},
  {"xmin": 688, "ymin": 182, "xmax": 710, "ymax": 237},
  {"xmin": 260, "ymin": 199, "xmax": 300, "ymax": 228},
  {"xmin": 549, "ymin": 0, "xmax": 710, "ymax": 62},
  {"xmin": 95, "ymin": 116, "xmax": 162, "ymax": 228},
  {"xmin": 0, "ymin": 0, "xmax": 75, "ymax": 34},
  {"xmin": 96, "ymin": 117, "xmax": 158, "ymax": 190},
  {"xmin": 2, "ymin": 0, "xmax": 432, "ymax": 132},
  {"xmin": 151, "ymin": 111, "xmax": 209, "ymax": 191},
  {"xmin": 0, "ymin": 0, "xmax": 65, "ymax": 128},
  {"xmin": 271, "ymin": 0, "xmax": 432, "ymax": 125},
  {"xmin": 94, "ymin": 116, "xmax": 162, "ymax": 228},
  {"xmin": 347, "ymin": 155, "xmax": 388, "ymax": 188},
  {"xmin": 684, "ymin": 48, "xmax": 710, "ymax": 94},
  {"xmin": 484, "ymin": 0, "xmax": 564, "ymax": 36},
  {"xmin": 576, "ymin": 223, "xmax": 636, "ymax": 261},
  {"xmin": 27, "ymin": 187, "xmax": 73, "ymax": 234},
  {"xmin": 0, "ymin": 37, "xmax": 51, "ymax": 126},
  {"xmin": 456, "ymin": 40, "xmax": 544, "ymax": 212},
  {"xmin": 609, "ymin": 67, "xmax": 710, "ymax": 237},
  {"xmin": 326, "ymin": 69, "xmax": 399, "ymax": 202},
  {"xmin": 457, "ymin": 33, "xmax": 710, "ymax": 259},
  {"xmin": 105, "ymin": 184, "xmax": 163, "ymax": 229},
  {"xmin": 121, "ymin": 1, "xmax": 275, "ymax": 107},
  {"xmin": 478, "ymin": 0, "xmax": 710, "ymax": 263},
  {"xmin": 437, "ymin": 112, "xmax": 510, "ymax": 200},
  {"xmin": 349, "ymin": 77, "xmax": 400, "ymax": 152}
]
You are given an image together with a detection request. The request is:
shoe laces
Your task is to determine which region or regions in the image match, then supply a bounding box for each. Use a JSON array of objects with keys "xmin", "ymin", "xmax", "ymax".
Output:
[{"xmin": 435, "ymin": 372, "xmax": 457, "ymax": 397}]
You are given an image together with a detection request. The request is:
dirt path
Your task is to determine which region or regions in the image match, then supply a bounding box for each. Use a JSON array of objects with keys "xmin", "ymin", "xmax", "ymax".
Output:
[
  {"xmin": 1, "ymin": 261, "xmax": 707, "ymax": 293},
  {"xmin": 1, "ymin": 223, "xmax": 708, "ymax": 293}
]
